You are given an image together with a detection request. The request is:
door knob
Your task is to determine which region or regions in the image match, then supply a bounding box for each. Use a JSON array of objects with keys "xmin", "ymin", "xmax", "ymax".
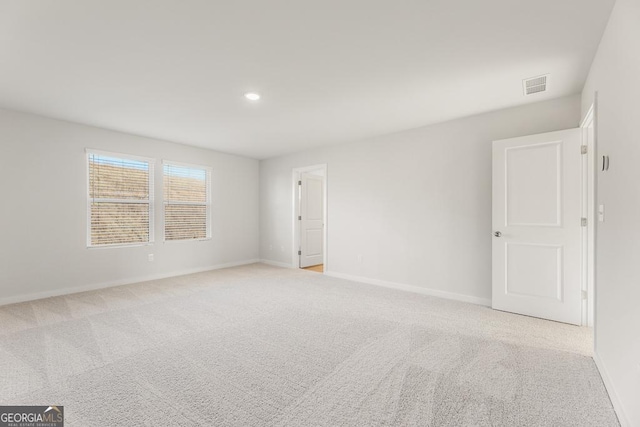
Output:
[{"xmin": 494, "ymin": 231, "xmax": 502, "ymax": 237}]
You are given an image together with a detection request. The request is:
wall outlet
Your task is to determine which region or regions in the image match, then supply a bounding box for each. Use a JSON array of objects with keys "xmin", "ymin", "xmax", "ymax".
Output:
[
  {"xmin": 148, "ymin": 254, "xmax": 154, "ymax": 262},
  {"xmin": 269, "ymin": 244, "xmax": 273, "ymax": 251},
  {"xmin": 357, "ymin": 254, "xmax": 363, "ymax": 263}
]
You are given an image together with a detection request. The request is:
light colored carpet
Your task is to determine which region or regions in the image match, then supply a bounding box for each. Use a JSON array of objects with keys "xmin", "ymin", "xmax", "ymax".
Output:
[{"xmin": 0, "ymin": 263, "xmax": 618, "ymax": 426}]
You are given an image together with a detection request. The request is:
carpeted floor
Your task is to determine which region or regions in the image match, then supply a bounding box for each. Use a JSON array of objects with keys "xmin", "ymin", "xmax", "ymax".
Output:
[{"xmin": 0, "ymin": 263, "xmax": 618, "ymax": 426}]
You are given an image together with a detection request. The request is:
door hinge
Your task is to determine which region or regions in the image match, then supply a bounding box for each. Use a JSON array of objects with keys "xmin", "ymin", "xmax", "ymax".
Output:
[
  {"xmin": 581, "ymin": 217, "xmax": 587, "ymax": 227},
  {"xmin": 298, "ymin": 250, "xmax": 301, "ymax": 256},
  {"xmin": 581, "ymin": 145, "xmax": 587, "ymax": 155},
  {"xmin": 298, "ymin": 215, "xmax": 302, "ymax": 220},
  {"xmin": 298, "ymin": 180, "xmax": 302, "ymax": 185},
  {"xmin": 581, "ymin": 290, "xmax": 588, "ymax": 300}
]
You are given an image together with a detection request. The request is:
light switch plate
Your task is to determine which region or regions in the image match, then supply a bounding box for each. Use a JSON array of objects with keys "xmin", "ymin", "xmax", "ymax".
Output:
[{"xmin": 598, "ymin": 204, "xmax": 605, "ymax": 222}]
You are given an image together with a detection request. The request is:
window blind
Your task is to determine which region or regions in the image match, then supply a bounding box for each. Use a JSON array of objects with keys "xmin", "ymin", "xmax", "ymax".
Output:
[
  {"xmin": 163, "ymin": 162, "xmax": 211, "ymax": 241},
  {"xmin": 87, "ymin": 152, "xmax": 154, "ymax": 246}
]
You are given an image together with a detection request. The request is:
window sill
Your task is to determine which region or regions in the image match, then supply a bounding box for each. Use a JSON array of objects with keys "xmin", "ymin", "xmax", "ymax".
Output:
[
  {"xmin": 87, "ymin": 242, "xmax": 154, "ymax": 250},
  {"xmin": 163, "ymin": 238, "xmax": 212, "ymax": 244}
]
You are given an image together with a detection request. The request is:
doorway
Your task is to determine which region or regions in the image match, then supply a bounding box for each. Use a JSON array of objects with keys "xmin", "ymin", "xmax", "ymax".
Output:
[{"xmin": 292, "ymin": 164, "xmax": 327, "ymax": 273}]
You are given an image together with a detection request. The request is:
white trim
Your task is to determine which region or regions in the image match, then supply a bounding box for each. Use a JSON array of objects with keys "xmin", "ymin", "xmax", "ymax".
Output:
[
  {"xmin": 593, "ymin": 353, "xmax": 629, "ymax": 427},
  {"xmin": 86, "ymin": 150, "xmax": 91, "ymax": 247},
  {"xmin": 260, "ymin": 259, "xmax": 295, "ymax": 269},
  {"xmin": 580, "ymin": 101, "xmax": 596, "ymax": 328},
  {"xmin": 324, "ymin": 270, "xmax": 491, "ymax": 307},
  {"xmin": 85, "ymin": 148, "xmax": 156, "ymax": 163},
  {"xmin": 163, "ymin": 238, "xmax": 212, "ymax": 244},
  {"xmin": 161, "ymin": 159, "xmax": 213, "ymax": 170},
  {"xmin": 86, "ymin": 150, "xmax": 155, "ymax": 248},
  {"xmin": 87, "ymin": 242, "xmax": 154, "ymax": 250},
  {"xmin": 149, "ymin": 159, "xmax": 156, "ymax": 242},
  {"xmin": 292, "ymin": 164, "xmax": 328, "ymax": 272},
  {"xmin": 0, "ymin": 259, "xmax": 261, "ymax": 307},
  {"xmin": 162, "ymin": 160, "xmax": 213, "ymax": 242},
  {"xmin": 580, "ymin": 103, "xmax": 595, "ymax": 128}
]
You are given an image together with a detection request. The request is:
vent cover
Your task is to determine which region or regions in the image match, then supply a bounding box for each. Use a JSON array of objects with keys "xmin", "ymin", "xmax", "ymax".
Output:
[{"xmin": 523, "ymin": 74, "xmax": 549, "ymax": 95}]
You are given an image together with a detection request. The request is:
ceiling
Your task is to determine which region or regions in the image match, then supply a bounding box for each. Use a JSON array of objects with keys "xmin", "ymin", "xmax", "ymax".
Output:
[{"xmin": 0, "ymin": 0, "xmax": 615, "ymax": 159}]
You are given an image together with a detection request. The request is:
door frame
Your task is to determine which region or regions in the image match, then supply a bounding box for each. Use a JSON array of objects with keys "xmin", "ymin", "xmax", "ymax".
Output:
[
  {"xmin": 292, "ymin": 164, "xmax": 328, "ymax": 271},
  {"xmin": 581, "ymin": 99, "xmax": 597, "ymax": 330}
]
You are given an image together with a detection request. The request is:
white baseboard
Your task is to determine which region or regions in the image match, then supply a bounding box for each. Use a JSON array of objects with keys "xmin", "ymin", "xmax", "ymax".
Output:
[
  {"xmin": 0, "ymin": 259, "xmax": 261, "ymax": 307},
  {"xmin": 324, "ymin": 271, "xmax": 491, "ymax": 307},
  {"xmin": 260, "ymin": 259, "xmax": 295, "ymax": 269},
  {"xmin": 593, "ymin": 352, "xmax": 631, "ymax": 427}
]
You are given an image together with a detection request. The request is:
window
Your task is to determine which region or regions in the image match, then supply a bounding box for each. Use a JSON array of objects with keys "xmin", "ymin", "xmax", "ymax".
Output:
[
  {"xmin": 163, "ymin": 162, "xmax": 211, "ymax": 241},
  {"xmin": 87, "ymin": 151, "xmax": 154, "ymax": 247}
]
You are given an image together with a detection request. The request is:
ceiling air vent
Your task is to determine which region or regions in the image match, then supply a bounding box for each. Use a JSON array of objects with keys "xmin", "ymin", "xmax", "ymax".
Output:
[{"xmin": 523, "ymin": 74, "xmax": 549, "ymax": 95}]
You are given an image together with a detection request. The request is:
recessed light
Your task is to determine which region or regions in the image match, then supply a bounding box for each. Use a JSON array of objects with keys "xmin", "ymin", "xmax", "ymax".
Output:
[{"xmin": 244, "ymin": 92, "xmax": 261, "ymax": 101}]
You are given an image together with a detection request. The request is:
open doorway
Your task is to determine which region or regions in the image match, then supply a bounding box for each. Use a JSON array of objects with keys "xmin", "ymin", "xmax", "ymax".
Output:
[{"xmin": 292, "ymin": 164, "xmax": 327, "ymax": 273}]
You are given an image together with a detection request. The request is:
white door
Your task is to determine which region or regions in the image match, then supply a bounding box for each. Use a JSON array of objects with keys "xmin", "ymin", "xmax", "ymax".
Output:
[
  {"xmin": 300, "ymin": 172, "xmax": 324, "ymax": 268},
  {"xmin": 492, "ymin": 128, "xmax": 583, "ymax": 325}
]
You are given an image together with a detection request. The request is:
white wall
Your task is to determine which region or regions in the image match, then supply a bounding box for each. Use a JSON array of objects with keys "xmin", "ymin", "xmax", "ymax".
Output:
[
  {"xmin": 581, "ymin": 0, "xmax": 640, "ymax": 425},
  {"xmin": 0, "ymin": 109, "xmax": 259, "ymax": 304},
  {"xmin": 260, "ymin": 95, "xmax": 581, "ymax": 304}
]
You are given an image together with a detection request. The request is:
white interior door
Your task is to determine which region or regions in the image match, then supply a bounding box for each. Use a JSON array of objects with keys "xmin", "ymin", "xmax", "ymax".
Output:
[
  {"xmin": 300, "ymin": 172, "xmax": 324, "ymax": 268},
  {"xmin": 492, "ymin": 128, "xmax": 583, "ymax": 325}
]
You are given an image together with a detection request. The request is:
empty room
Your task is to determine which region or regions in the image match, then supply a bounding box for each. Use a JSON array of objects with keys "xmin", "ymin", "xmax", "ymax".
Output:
[{"xmin": 0, "ymin": 1, "xmax": 638, "ymax": 426}]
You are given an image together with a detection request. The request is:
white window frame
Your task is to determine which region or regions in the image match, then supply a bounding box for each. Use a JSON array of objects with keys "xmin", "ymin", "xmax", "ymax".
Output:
[
  {"xmin": 162, "ymin": 160, "xmax": 212, "ymax": 242},
  {"xmin": 86, "ymin": 149, "xmax": 155, "ymax": 248}
]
